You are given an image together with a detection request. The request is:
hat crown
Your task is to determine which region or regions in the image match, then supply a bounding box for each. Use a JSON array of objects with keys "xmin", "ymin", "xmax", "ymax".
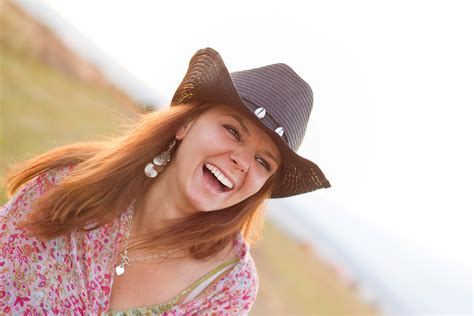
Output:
[{"xmin": 230, "ymin": 63, "xmax": 313, "ymax": 151}]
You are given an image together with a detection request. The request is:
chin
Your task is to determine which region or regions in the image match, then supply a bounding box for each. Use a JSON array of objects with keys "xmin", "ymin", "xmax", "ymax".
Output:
[
  {"xmin": 185, "ymin": 190, "xmax": 239, "ymax": 213},
  {"xmin": 183, "ymin": 168, "xmax": 233, "ymax": 212},
  {"xmin": 183, "ymin": 188, "xmax": 222, "ymax": 213}
]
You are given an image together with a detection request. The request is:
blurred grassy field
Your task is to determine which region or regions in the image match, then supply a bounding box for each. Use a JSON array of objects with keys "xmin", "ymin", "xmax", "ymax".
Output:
[{"xmin": 251, "ymin": 220, "xmax": 378, "ymax": 315}]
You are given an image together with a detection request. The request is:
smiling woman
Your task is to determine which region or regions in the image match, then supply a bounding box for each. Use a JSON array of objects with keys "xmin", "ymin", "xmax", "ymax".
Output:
[{"xmin": 1, "ymin": 47, "xmax": 330, "ymax": 315}]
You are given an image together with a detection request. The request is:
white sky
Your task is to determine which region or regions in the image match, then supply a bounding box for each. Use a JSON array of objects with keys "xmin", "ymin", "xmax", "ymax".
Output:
[{"xmin": 40, "ymin": 0, "xmax": 473, "ymax": 271}]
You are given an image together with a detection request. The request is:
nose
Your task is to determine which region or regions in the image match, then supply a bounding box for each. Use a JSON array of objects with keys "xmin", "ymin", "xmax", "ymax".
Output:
[{"xmin": 230, "ymin": 149, "xmax": 251, "ymax": 173}]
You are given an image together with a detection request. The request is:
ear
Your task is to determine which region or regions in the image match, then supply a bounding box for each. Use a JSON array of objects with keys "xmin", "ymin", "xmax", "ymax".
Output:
[{"xmin": 175, "ymin": 117, "xmax": 195, "ymax": 140}]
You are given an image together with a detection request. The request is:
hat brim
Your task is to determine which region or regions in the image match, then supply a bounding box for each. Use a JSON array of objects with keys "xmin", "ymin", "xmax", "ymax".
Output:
[{"xmin": 171, "ymin": 48, "xmax": 330, "ymax": 198}]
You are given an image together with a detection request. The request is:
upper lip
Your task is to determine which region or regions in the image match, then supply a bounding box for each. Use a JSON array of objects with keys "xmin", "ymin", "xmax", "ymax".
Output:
[{"xmin": 205, "ymin": 162, "xmax": 236, "ymax": 190}]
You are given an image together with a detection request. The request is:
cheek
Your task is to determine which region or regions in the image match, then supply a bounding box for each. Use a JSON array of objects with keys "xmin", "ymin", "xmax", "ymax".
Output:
[
  {"xmin": 192, "ymin": 125, "xmax": 232, "ymax": 154},
  {"xmin": 237, "ymin": 172, "xmax": 269, "ymax": 199},
  {"xmin": 178, "ymin": 127, "xmax": 226, "ymax": 162}
]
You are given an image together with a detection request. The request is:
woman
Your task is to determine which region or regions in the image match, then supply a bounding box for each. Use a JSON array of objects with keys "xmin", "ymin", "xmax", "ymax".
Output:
[{"xmin": 0, "ymin": 47, "xmax": 330, "ymax": 315}]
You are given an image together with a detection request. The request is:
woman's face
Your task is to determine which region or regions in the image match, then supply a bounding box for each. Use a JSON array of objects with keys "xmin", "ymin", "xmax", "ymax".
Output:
[{"xmin": 172, "ymin": 104, "xmax": 281, "ymax": 212}]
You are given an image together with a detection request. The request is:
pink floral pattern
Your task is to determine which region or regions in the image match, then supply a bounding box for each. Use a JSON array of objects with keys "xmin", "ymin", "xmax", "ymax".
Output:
[{"xmin": 0, "ymin": 165, "xmax": 259, "ymax": 315}]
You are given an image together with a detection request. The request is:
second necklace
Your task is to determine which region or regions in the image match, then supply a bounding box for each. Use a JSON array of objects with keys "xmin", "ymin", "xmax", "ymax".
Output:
[{"xmin": 115, "ymin": 199, "xmax": 183, "ymax": 276}]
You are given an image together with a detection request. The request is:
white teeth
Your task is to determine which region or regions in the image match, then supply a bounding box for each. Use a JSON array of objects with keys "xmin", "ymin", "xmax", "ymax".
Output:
[{"xmin": 205, "ymin": 163, "xmax": 234, "ymax": 189}]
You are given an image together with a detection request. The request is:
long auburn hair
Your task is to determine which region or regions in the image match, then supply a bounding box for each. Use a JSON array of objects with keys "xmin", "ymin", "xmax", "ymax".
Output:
[{"xmin": 5, "ymin": 101, "xmax": 282, "ymax": 260}]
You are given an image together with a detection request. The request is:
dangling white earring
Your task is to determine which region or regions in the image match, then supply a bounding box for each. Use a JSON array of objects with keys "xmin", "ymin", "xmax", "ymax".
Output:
[{"xmin": 144, "ymin": 139, "xmax": 177, "ymax": 178}]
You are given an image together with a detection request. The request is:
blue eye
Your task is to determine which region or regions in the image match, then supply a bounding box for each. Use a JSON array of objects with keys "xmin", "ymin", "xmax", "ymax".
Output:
[{"xmin": 224, "ymin": 124, "xmax": 241, "ymax": 141}]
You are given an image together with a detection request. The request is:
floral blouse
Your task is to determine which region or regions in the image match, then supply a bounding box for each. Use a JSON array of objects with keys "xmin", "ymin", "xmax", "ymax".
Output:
[{"xmin": 0, "ymin": 165, "xmax": 259, "ymax": 315}]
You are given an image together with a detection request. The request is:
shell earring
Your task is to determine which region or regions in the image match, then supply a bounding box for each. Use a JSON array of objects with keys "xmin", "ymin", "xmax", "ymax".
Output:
[{"xmin": 144, "ymin": 139, "xmax": 177, "ymax": 178}]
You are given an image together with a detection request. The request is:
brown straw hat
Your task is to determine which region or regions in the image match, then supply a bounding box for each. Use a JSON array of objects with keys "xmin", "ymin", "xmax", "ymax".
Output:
[{"xmin": 171, "ymin": 47, "xmax": 330, "ymax": 198}]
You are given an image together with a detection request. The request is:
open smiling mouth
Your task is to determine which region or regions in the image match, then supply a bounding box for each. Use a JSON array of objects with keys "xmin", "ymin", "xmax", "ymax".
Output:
[{"xmin": 202, "ymin": 163, "xmax": 234, "ymax": 193}]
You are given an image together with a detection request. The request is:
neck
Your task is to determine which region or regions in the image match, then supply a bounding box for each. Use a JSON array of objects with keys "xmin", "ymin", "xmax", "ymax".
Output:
[{"xmin": 131, "ymin": 161, "xmax": 197, "ymax": 237}]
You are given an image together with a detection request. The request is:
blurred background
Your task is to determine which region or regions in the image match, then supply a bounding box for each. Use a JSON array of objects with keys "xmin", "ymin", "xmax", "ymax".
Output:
[{"xmin": 1, "ymin": 0, "xmax": 472, "ymax": 315}]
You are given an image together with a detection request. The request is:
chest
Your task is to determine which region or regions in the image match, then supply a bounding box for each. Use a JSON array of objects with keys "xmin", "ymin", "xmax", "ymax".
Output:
[{"xmin": 107, "ymin": 255, "xmax": 234, "ymax": 311}]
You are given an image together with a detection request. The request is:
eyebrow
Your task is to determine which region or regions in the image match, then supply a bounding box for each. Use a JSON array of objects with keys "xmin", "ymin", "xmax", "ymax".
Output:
[
  {"xmin": 225, "ymin": 114, "xmax": 280, "ymax": 165},
  {"xmin": 226, "ymin": 114, "xmax": 251, "ymax": 136}
]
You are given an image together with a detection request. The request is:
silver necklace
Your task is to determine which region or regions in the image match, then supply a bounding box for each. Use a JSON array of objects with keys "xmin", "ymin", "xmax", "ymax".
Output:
[{"xmin": 115, "ymin": 199, "xmax": 183, "ymax": 276}]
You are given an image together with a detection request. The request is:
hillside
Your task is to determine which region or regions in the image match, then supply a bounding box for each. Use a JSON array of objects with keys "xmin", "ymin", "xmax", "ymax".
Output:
[
  {"xmin": 0, "ymin": 0, "xmax": 142, "ymax": 112},
  {"xmin": 0, "ymin": 0, "xmax": 143, "ymax": 200}
]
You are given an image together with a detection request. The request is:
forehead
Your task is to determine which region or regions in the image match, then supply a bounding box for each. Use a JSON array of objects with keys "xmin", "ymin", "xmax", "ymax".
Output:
[
  {"xmin": 205, "ymin": 103, "xmax": 243, "ymax": 115},
  {"xmin": 205, "ymin": 104, "xmax": 256, "ymax": 122},
  {"xmin": 205, "ymin": 104, "xmax": 264, "ymax": 132}
]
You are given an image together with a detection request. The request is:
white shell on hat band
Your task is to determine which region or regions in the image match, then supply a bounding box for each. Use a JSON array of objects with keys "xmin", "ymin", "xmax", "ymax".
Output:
[
  {"xmin": 254, "ymin": 107, "xmax": 266, "ymax": 119},
  {"xmin": 275, "ymin": 126, "xmax": 284, "ymax": 137}
]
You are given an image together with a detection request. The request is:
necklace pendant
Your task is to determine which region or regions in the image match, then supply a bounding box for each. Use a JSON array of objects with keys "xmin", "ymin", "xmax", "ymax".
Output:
[{"xmin": 115, "ymin": 264, "xmax": 125, "ymax": 276}]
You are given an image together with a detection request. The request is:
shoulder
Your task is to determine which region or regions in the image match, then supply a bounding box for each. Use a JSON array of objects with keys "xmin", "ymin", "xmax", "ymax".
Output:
[
  {"xmin": 202, "ymin": 255, "xmax": 259, "ymax": 315},
  {"xmin": 230, "ymin": 237, "xmax": 260, "ymax": 307},
  {"xmin": 231, "ymin": 231, "xmax": 259, "ymax": 291},
  {"xmin": 8, "ymin": 163, "xmax": 76, "ymax": 198},
  {"xmin": 226, "ymin": 250, "xmax": 259, "ymax": 312},
  {"xmin": 1, "ymin": 163, "xmax": 76, "ymax": 222},
  {"xmin": 33, "ymin": 163, "xmax": 77, "ymax": 191},
  {"xmin": 182, "ymin": 232, "xmax": 259, "ymax": 314}
]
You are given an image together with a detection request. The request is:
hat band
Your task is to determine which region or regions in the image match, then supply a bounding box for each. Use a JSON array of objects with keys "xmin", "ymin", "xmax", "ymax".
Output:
[{"xmin": 240, "ymin": 96, "xmax": 289, "ymax": 145}]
